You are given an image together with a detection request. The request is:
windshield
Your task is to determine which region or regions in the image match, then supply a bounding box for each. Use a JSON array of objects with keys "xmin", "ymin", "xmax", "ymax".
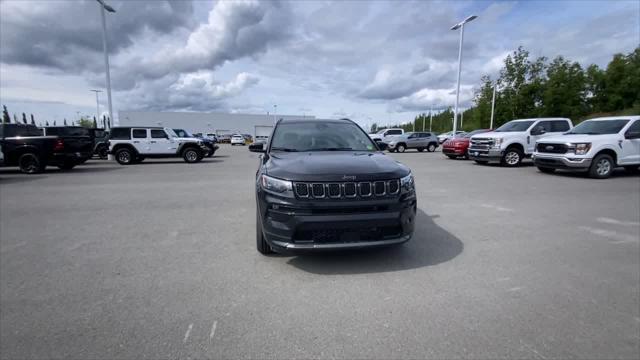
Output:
[
  {"xmin": 566, "ymin": 119, "xmax": 629, "ymax": 135},
  {"xmin": 173, "ymin": 129, "xmax": 193, "ymax": 138},
  {"xmin": 271, "ymin": 121, "xmax": 376, "ymax": 152},
  {"xmin": 165, "ymin": 128, "xmax": 179, "ymax": 138},
  {"xmin": 495, "ymin": 120, "xmax": 535, "ymax": 132},
  {"xmin": 375, "ymin": 129, "xmax": 387, "ymax": 134}
]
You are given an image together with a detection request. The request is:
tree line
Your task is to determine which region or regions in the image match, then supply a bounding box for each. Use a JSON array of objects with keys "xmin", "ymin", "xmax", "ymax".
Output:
[
  {"xmin": 373, "ymin": 46, "xmax": 639, "ymax": 133},
  {"xmin": 1, "ymin": 105, "xmax": 111, "ymax": 128}
]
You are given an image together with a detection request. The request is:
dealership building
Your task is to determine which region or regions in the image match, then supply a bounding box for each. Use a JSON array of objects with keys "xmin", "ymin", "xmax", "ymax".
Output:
[{"xmin": 117, "ymin": 111, "xmax": 314, "ymax": 137}]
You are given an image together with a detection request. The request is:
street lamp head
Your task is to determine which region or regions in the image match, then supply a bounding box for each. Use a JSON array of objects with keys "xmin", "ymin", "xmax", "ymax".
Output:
[
  {"xmin": 96, "ymin": 0, "xmax": 116, "ymax": 12},
  {"xmin": 450, "ymin": 14, "xmax": 477, "ymax": 30}
]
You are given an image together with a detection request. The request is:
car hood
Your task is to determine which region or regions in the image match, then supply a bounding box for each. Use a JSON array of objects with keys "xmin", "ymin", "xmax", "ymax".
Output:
[
  {"xmin": 265, "ymin": 151, "xmax": 411, "ymax": 181},
  {"xmin": 174, "ymin": 137, "xmax": 201, "ymax": 142},
  {"xmin": 470, "ymin": 131, "xmax": 525, "ymax": 139},
  {"xmin": 444, "ymin": 138, "xmax": 469, "ymax": 146},
  {"xmin": 536, "ymin": 133, "xmax": 617, "ymax": 143}
]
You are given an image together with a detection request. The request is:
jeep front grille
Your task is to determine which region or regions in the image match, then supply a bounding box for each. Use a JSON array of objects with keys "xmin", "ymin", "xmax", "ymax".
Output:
[{"xmin": 294, "ymin": 180, "xmax": 401, "ymax": 199}]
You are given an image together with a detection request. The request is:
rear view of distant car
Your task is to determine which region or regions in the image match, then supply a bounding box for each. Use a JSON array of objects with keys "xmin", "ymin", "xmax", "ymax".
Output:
[{"xmin": 230, "ymin": 134, "xmax": 245, "ymax": 145}]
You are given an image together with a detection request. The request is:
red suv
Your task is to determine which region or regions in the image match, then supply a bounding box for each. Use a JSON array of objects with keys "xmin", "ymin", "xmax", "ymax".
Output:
[{"xmin": 442, "ymin": 129, "xmax": 492, "ymax": 159}]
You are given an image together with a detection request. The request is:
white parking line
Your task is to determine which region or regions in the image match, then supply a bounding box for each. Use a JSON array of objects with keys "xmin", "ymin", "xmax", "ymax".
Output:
[
  {"xmin": 209, "ymin": 321, "xmax": 218, "ymax": 342},
  {"xmin": 480, "ymin": 204, "xmax": 514, "ymax": 212},
  {"xmin": 183, "ymin": 323, "xmax": 193, "ymax": 343},
  {"xmin": 579, "ymin": 226, "xmax": 639, "ymax": 244},
  {"xmin": 597, "ymin": 217, "xmax": 640, "ymax": 227}
]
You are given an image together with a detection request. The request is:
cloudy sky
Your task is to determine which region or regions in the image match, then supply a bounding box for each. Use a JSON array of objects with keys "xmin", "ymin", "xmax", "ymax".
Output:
[{"xmin": 1, "ymin": 0, "xmax": 638, "ymax": 128}]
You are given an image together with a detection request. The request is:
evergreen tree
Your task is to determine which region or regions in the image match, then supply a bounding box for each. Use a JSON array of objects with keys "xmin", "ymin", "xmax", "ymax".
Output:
[
  {"xmin": 30, "ymin": 114, "xmax": 36, "ymax": 125},
  {"xmin": 2, "ymin": 105, "xmax": 10, "ymax": 123},
  {"xmin": 22, "ymin": 113, "xmax": 27, "ymax": 124}
]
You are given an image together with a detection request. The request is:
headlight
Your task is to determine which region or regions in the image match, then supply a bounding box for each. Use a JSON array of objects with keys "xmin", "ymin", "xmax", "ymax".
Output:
[
  {"xmin": 492, "ymin": 138, "xmax": 503, "ymax": 148},
  {"xmin": 571, "ymin": 143, "xmax": 591, "ymax": 155},
  {"xmin": 400, "ymin": 173, "xmax": 415, "ymax": 194},
  {"xmin": 260, "ymin": 174, "xmax": 294, "ymax": 197}
]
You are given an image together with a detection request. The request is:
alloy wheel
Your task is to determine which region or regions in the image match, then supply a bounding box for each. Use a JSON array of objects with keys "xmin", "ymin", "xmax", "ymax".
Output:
[
  {"xmin": 505, "ymin": 151, "xmax": 520, "ymax": 165},
  {"xmin": 186, "ymin": 150, "xmax": 198, "ymax": 162},
  {"xmin": 118, "ymin": 151, "xmax": 130, "ymax": 163},
  {"xmin": 596, "ymin": 158, "xmax": 611, "ymax": 176}
]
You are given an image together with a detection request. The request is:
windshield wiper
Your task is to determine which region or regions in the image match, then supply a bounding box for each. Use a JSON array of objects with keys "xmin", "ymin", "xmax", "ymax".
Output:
[
  {"xmin": 306, "ymin": 147, "xmax": 354, "ymax": 151},
  {"xmin": 566, "ymin": 132, "xmax": 601, "ymax": 135},
  {"xmin": 271, "ymin": 147, "xmax": 299, "ymax": 152}
]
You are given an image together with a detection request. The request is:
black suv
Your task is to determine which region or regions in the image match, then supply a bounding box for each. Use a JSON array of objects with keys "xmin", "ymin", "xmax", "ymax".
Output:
[{"xmin": 250, "ymin": 118, "xmax": 416, "ymax": 254}]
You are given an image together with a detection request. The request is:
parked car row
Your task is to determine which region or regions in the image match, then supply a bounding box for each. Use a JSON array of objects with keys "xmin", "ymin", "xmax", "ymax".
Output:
[
  {"xmin": 0, "ymin": 123, "xmax": 225, "ymax": 173},
  {"xmin": 441, "ymin": 116, "xmax": 639, "ymax": 179}
]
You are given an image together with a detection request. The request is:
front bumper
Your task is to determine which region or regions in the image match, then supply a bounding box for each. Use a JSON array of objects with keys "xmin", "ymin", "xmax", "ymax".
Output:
[
  {"xmin": 442, "ymin": 146, "xmax": 467, "ymax": 156},
  {"xmin": 468, "ymin": 147, "xmax": 502, "ymax": 162},
  {"xmin": 258, "ymin": 191, "xmax": 416, "ymax": 253},
  {"xmin": 532, "ymin": 153, "xmax": 592, "ymax": 170}
]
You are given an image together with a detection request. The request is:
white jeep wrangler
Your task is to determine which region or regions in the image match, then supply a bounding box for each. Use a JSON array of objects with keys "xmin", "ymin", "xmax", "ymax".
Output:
[
  {"xmin": 108, "ymin": 127, "xmax": 209, "ymax": 165},
  {"xmin": 468, "ymin": 118, "xmax": 573, "ymax": 166},
  {"xmin": 533, "ymin": 116, "xmax": 640, "ymax": 178}
]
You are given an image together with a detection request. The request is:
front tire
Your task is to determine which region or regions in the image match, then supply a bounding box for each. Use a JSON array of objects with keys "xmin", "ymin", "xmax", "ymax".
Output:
[
  {"xmin": 396, "ymin": 144, "xmax": 406, "ymax": 153},
  {"xmin": 537, "ymin": 166, "xmax": 555, "ymax": 174},
  {"xmin": 182, "ymin": 147, "xmax": 202, "ymax": 163},
  {"xmin": 256, "ymin": 208, "xmax": 273, "ymax": 255},
  {"xmin": 589, "ymin": 154, "xmax": 614, "ymax": 179},
  {"xmin": 501, "ymin": 147, "xmax": 523, "ymax": 167},
  {"xmin": 115, "ymin": 148, "xmax": 134, "ymax": 165},
  {"xmin": 427, "ymin": 143, "xmax": 437, "ymax": 152},
  {"xmin": 18, "ymin": 153, "xmax": 45, "ymax": 174}
]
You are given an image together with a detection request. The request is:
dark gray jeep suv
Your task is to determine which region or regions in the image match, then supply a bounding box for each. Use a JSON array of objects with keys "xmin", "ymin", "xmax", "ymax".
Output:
[{"xmin": 250, "ymin": 118, "xmax": 416, "ymax": 254}]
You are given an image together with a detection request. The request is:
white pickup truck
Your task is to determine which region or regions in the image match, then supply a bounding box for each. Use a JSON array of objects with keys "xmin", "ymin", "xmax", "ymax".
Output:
[
  {"xmin": 533, "ymin": 116, "xmax": 640, "ymax": 178},
  {"xmin": 468, "ymin": 118, "xmax": 573, "ymax": 166},
  {"xmin": 368, "ymin": 128, "xmax": 404, "ymax": 142}
]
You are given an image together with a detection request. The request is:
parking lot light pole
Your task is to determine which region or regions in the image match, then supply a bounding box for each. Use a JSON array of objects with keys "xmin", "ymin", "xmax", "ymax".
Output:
[
  {"xmin": 450, "ymin": 15, "xmax": 477, "ymax": 136},
  {"xmin": 96, "ymin": 0, "xmax": 115, "ymax": 128},
  {"xmin": 490, "ymin": 81, "xmax": 497, "ymax": 129},
  {"xmin": 90, "ymin": 90, "xmax": 102, "ymax": 127},
  {"xmin": 429, "ymin": 105, "xmax": 433, "ymax": 132}
]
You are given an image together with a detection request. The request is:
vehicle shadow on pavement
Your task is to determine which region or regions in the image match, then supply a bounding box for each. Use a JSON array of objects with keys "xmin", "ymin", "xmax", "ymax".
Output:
[
  {"xmin": 0, "ymin": 175, "xmax": 48, "ymax": 184},
  {"xmin": 134, "ymin": 159, "xmax": 224, "ymax": 165},
  {"xmin": 285, "ymin": 208, "xmax": 463, "ymax": 275},
  {"xmin": 548, "ymin": 168, "xmax": 639, "ymax": 179}
]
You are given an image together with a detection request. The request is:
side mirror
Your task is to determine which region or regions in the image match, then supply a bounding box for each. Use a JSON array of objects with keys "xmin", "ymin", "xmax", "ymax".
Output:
[
  {"xmin": 249, "ymin": 143, "xmax": 266, "ymax": 153},
  {"xmin": 531, "ymin": 126, "xmax": 546, "ymax": 136},
  {"xmin": 625, "ymin": 131, "xmax": 640, "ymax": 139}
]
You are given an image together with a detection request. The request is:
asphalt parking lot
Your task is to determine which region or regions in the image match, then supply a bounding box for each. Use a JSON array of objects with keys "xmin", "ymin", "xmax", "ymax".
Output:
[{"xmin": 1, "ymin": 145, "xmax": 639, "ymax": 359}]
